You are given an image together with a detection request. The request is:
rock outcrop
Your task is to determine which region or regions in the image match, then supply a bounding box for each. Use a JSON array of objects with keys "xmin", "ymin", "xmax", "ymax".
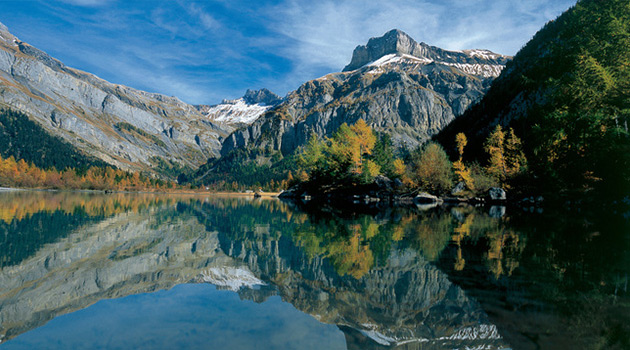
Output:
[
  {"xmin": 343, "ymin": 29, "xmax": 509, "ymax": 73},
  {"xmin": 242, "ymin": 88, "xmax": 282, "ymax": 106},
  {"xmin": 0, "ymin": 22, "xmax": 231, "ymax": 175},
  {"xmin": 220, "ymin": 29, "xmax": 510, "ymax": 158}
]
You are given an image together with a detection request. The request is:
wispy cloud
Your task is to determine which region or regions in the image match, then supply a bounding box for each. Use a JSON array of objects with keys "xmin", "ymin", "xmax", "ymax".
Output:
[
  {"xmin": 271, "ymin": 0, "xmax": 576, "ymax": 68},
  {"xmin": 58, "ymin": 0, "xmax": 115, "ymax": 7},
  {"xmin": 1, "ymin": 0, "xmax": 577, "ymax": 105},
  {"xmin": 186, "ymin": 3, "xmax": 222, "ymax": 31},
  {"xmin": 253, "ymin": 0, "xmax": 576, "ymax": 95}
]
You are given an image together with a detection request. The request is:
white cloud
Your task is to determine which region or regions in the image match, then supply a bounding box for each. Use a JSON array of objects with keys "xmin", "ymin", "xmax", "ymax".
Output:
[
  {"xmin": 187, "ymin": 3, "xmax": 222, "ymax": 31},
  {"xmin": 59, "ymin": 0, "xmax": 114, "ymax": 7},
  {"xmin": 269, "ymin": 0, "xmax": 576, "ymax": 75},
  {"xmin": 271, "ymin": 0, "xmax": 442, "ymax": 72},
  {"xmin": 19, "ymin": 0, "xmax": 578, "ymax": 105}
]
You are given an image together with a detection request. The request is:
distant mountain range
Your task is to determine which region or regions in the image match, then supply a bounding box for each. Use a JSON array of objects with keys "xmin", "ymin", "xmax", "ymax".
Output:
[
  {"xmin": 221, "ymin": 29, "xmax": 510, "ymax": 157},
  {"xmin": 0, "ymin": 22, "xmax": 509, "ymax": 180}
]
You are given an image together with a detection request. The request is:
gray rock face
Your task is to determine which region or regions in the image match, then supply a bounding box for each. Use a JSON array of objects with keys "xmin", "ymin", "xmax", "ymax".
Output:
[
  {"xmin": 415, "ymin": 192, "xmax": 441, "ymax": 204},
  {"xmin": 452, "ymin": 181, "xmax": 466, "ymax": 196},
  {"xmin": 0, "ymin": 22, "xmax": 231, "ymax": 176},
  {"xmin": 220, "ymin": 29, "xmax": 510, "ymax": 158},
  {"xmin": 489, "ymin": 187, "xmax": 507, "ymax": 201},
  {"xmin": 243, "ymin": 88, "xmax": 282, "ymax": 106},
  {"xmin": 343, "ymin": 29, "xmax": 510, "ymax": 72}
]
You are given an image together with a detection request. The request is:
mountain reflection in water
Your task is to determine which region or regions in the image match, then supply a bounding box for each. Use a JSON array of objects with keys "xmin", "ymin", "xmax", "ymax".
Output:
[{"xmin": 0, "ymin": 191, "xmax": 627, "ymax": 349}]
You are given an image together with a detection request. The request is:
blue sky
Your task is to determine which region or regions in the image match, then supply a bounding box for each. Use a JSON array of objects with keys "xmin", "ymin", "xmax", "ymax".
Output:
[{"xmin": 0, "ymin": 0, "xmax": 576, "ymax": 105}]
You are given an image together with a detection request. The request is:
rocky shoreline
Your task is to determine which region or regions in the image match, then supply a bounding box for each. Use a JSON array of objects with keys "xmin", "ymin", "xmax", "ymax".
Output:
[{"xmin": 278, "ymin": 176, "xmax": 520, "ymax": 210}]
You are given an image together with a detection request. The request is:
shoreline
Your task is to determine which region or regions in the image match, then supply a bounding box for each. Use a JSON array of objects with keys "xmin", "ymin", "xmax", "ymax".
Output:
[
  {"xmin": 0, "ymin": 187, "xmax": 22, "ymax": 192},
  {"xmin": 0, "ymin": 186, "xmax": 281, "ymax": 198}
]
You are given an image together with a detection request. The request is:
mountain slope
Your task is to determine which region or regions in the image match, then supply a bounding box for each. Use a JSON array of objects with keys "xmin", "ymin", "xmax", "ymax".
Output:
[
  {"xmin": 436, "ymin": 0, "xmax": 630, "ymax": 195},
  {"xmin": 220, "ymin": 29, "xmax": 510, "ymax": 158},
  {"xmin": 0, "ymin": 22, "xmax": 231, "ymax": 176}
]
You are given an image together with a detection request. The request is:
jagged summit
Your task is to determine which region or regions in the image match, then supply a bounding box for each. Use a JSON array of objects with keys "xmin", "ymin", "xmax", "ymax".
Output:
[
  {"xmin": 243, "ymin": 88, "xmax": 282, "ymax": 106},
  {"xmin": 343, "ymin": 29, "xmax": 510, "ymax": 72},
  {"xmin": 219, "ymin": 30, "xmax": 512, "ymax": 161},
  {"xmin": 343, "ymin": 29, "xmax": 429, "ymax": 71}
]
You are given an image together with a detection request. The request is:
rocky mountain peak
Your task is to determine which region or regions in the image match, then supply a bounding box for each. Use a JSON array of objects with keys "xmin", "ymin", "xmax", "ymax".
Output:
[
  {"xmin": 343, "ymin": 29, "xmax": 510, "ymax": 72},
  {"xmin": 242, "ymin": 88, "xmax": 282, "ymax": 106},
  {"xmin": 343, "ymin": 29, "xmax": 431, "ymax": 71}
]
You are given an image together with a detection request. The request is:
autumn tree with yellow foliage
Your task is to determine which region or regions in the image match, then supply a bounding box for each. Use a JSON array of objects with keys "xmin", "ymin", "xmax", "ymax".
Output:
[
  {"xmin": 297, "ymin": 119, "xmax": 406, "ymax": 189},
  {"xmin": 452, "ymin": 133, "xmax": 475, "ymax": 192},
  {"xmin": 484, "ymin": 125, "xmax": 527, "ymax": 187},
  {"xmin": 0, "ymin": 153, "xmax": 179, "ymax": 192}
]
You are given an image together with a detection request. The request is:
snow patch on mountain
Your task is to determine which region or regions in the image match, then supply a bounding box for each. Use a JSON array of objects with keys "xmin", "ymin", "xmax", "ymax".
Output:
[
  {"xmin": 463, "ymin": 49, "xmax": 504, "ymax": 60},
  {"xmin": 443, "ymin": 62, "xmax": 505, "ymax": 78},
  {"xmin": 438, "ymin": 324, "xmax": 502, "ymax": 340},
  {"xmin": 366, "ymin": 53, "xmax": 434, "ymax": 68},
  {"xmin": 201, "ymin": 98, "xmax": 272, "ymax": 125},
  {"xmin": 200, "ymin": 266, "xmax": 266, "ymax": 291},
  {"xmin": 350, "ymin": 322, "xmax": 502, "ymax": 347},
  {"xmin": 360, "ymin": 52, "xmax": 504, "ymax": 78}
]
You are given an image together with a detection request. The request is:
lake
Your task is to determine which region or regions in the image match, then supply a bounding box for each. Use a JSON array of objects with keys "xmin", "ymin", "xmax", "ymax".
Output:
[{"xmin": 0, "ymin": 191, "xmax": 628, "ymax": 349}]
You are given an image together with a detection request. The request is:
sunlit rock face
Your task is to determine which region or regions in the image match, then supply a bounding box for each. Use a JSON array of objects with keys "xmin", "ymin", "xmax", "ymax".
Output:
[
  {"xmin": 0, "ymin": 22, "xmax": 231, "ymax": 175},
  {"xmin": 221, "ymin": 29, "xmax": 510, "ymax": 156}
]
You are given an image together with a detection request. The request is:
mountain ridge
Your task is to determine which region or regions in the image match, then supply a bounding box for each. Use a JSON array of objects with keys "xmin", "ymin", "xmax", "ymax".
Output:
[
  {"xmin": 194, "ymin": 29, "xmax": 511, "ymax": 186},
  {"xmin": 219, "ymin": 29, "xmax": 510, "ymax": 158},
  {"xmin": 343, "ymin": 29, "xmax": 509, "ymax": 72},
  {"xmin": 0, "ymin": 21, "xmax": 231, "ymax": 176}
]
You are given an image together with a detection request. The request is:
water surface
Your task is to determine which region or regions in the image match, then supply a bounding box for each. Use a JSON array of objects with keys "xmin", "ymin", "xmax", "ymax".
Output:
[{"xmin": 0, "ymin": 191, "xmax": 627, "ymax": 349}]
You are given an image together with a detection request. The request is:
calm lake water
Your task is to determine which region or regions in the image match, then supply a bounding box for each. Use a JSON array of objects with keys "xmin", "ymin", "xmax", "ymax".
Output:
[{"xmin": 0, "ymin": 191, "xmax": 627, "ymax": 349}]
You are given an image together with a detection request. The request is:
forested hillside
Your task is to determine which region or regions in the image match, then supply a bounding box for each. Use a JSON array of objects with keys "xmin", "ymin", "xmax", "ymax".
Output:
[
  {"xmin": 437, "ymin": 0, "xmax": 630, "ymax": 197},
  {"xmin": 0, "ymin": 108, "xmax": 108, "ymax": 170}
]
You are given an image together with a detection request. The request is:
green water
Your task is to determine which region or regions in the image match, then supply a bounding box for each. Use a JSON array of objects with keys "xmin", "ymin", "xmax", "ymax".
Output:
[{"xmin": 0, "ymin": 191, "xmax": 627, "ymax": 349}]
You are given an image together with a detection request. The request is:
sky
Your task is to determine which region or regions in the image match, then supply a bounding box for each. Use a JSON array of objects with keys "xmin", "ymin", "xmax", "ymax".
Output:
[{"xmin": 0, "ymin": 0, "xmax": 577, "ymax": 105}]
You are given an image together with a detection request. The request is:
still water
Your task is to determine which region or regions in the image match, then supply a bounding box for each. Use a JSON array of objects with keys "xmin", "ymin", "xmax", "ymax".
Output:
[{"xmin": 0, "ymin": 191, "xmax": 627, "ymax": 349}]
